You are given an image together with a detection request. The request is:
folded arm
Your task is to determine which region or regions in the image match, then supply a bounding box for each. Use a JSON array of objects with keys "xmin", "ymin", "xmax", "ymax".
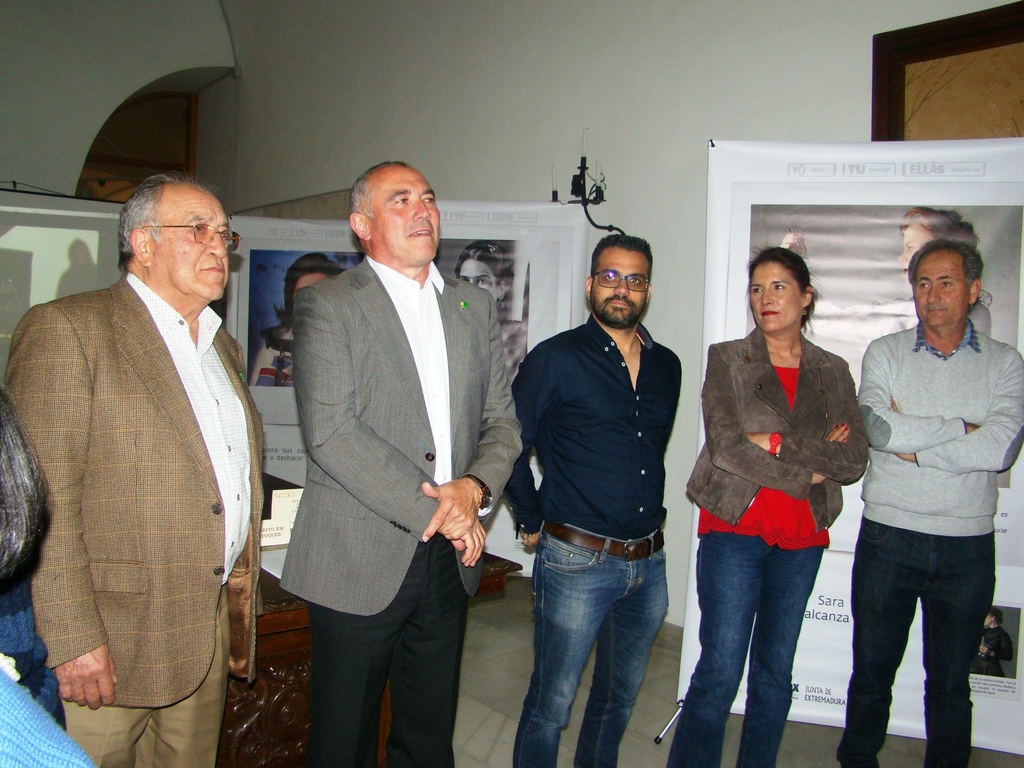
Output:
[
  {"xmin": 915, "ymin": 352, "xmax": 1024, "ymax": 474},
  {"xmin": 701, "ymin": 345, "xmax": 814, "ymax": 498},
  {"xmin": 858, "ymin": 339, "xmax": 970, "ymax": 455},
  {"xmin": 773, "ymin": 356, "xmax": 868, "ymax": 484}
]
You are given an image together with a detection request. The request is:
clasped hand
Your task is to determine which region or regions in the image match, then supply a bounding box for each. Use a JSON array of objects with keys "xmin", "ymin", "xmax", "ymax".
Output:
[{"xmin": 420, "ymin": 478, "xmax": 486, "ymax": 566}]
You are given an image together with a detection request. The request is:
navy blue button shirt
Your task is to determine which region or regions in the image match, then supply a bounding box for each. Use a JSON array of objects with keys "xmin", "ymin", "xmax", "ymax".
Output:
[{"xmin": 505, "ymin": 315, "xmax": 682, "ymax": 539}]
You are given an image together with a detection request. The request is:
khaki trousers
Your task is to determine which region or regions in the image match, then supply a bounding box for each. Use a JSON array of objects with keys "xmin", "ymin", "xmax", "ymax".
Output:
[{"xmin": 64, "ymin": 586, "xmax": 231, "ymax": 768}]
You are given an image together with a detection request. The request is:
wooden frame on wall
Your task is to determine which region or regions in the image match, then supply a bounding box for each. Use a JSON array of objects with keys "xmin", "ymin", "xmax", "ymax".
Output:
[{"xmin": 872, "ymin": 1, "xmax": 1024, "ymax": 141}]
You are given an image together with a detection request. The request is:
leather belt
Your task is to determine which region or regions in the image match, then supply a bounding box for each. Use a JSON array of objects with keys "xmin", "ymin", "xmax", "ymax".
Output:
[{"xmin": 542, "ymin": 522, "xmax": 664, "ymax": 561}]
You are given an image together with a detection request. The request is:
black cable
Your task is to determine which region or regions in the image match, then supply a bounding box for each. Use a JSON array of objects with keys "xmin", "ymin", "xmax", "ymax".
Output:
[
  {"xmin": 0, "ymin": 181, "xmax": 75, "ymax": 198},
  {"xmin": 580, "ymin": 197, "xmax": 625, "ymax": 235},
  {"xmin": 568, "ymin": 157, "xmax": 625, "ymax": 235}
]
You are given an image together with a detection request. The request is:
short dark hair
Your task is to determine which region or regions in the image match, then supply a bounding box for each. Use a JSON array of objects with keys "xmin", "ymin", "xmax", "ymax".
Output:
[
  {"xmin": 989, "ymin": 606, "xmax": 1004, "ymax": 625},
  {"xmin": 590, "ymin": 234, "xmax": 653, "ymax": 275},
  {"xmin": 350, "ymin": 161, "xmax": 413, "ymax": 217},
  {"xmin": 907, "ymin": 238, "xmax": 984, "ymax": 286},
  {"xmin": 118, "ymin": 173, "xmax": 219, "ymax": 269},
  {"xmin": 748, "ymin": 246, "xmax": 816, "ymax": 327},
  {"xmin": 901, "ymin": 207, "xmax": 978, "ymax": 248},
  {"xmin": 0, "ymin": 386, "xmax": 46, "ymax": 580},
  {"xmin": 277, "ymin": 253, "xmax": 347, "ymax": 324},
  {"xmin": 455, "ymin": 241, "xmax": 515, "ymax": 281}
]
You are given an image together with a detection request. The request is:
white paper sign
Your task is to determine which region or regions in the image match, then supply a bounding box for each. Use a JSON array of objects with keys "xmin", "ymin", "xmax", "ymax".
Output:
[{"xmin": 260, "ymin": 488, "xmax": 303, "ymax": 547}]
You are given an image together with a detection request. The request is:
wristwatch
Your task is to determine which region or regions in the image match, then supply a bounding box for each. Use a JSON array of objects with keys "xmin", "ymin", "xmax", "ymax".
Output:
[
  {"xmin": 769, "ymin": 432, "xmax": 782, "ymax": 456},
  {"xmin": 463, "ymin": 474, "xmax": 492, "ymax": 509}
]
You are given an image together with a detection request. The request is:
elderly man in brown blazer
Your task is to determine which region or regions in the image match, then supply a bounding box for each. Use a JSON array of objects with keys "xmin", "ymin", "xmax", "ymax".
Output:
[{"xmin": 5, "ymin": 173, "xmax": 263, "ymax": 768}]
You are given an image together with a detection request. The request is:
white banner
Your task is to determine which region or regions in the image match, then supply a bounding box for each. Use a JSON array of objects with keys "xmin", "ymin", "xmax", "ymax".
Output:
[
  {"xmin": 225, "ymin": 201, "xmax": 589, "ymax": 569},
  {"xmin": 681, "ymin": 138, "xmax": 1024, "ymax": 754}
]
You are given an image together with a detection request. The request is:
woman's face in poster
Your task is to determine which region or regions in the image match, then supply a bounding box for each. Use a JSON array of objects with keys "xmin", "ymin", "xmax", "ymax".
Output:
[
  {"xmin": 899, "ymin": 222, "xmax": 932, "ymax": 276},
  {"xmin": 457, "ymin": 258, "xmax": 505, "ymax": 302}
]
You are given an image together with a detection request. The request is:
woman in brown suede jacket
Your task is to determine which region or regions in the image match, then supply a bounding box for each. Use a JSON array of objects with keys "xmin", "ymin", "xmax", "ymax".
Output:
[{"xmin": 668, "ymin": 247, "xmax": 868, "ymax": 768}]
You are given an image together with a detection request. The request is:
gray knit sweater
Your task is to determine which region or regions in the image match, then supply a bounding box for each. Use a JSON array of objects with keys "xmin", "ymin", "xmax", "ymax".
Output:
[{"xmin": 859, "ymin": 326, "xmax": 1024, "ymax": 536}]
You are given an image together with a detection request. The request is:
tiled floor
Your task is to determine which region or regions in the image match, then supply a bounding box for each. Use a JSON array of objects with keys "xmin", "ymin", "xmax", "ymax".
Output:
[{"xmin": 454, "ymin": 575, "xmax": 1024, "ymax": 768}]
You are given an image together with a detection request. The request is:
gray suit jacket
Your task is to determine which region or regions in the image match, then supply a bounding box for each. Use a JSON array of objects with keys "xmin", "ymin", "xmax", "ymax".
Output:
[{"xmin": 280, "ymin": 260, "xmax": 521, "ymax": 615}]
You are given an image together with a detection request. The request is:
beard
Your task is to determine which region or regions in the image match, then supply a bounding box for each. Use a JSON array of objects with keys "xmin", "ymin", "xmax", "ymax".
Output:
[{"xmin": 591, "ymin": 292, "xmax": 644, "ymax": 330}]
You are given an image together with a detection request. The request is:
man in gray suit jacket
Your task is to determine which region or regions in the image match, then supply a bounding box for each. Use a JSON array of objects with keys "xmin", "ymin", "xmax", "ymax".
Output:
[{"xmin": 280, "ymin": 161, "xmax": 521, "ymax": 768}]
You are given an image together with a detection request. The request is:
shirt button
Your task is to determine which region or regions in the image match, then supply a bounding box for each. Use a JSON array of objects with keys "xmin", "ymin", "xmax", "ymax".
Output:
[
  {"xmin": 637, "ymin": 432, "xmax": 642, "ymax": 437},
  {"xmin": 227, "ymin": 445, "xmax": 232, "ymax": 452},
  {"xmin": 211, "ymin": 503, "xmax": 223, "ymax": 515},
  {"xmin": 604, "ymin": 346, "xmax": 610, "ymax": 351},
  {"xmin": 236, "ymin": 494, "xmax": 241, "ymax": 501},
  {"xmin": 641, "ymin": 469, "xmax": 646, "ymax": 475},
  {"xmin": 425, "ymin": 452, "xmax": 435, "ymax": 462},
  {"xmin": 639, "ymin": 507, "xmax": 645, "ymax": 512},
  {"xmin": 621, "ymin": 362, "xmax": 626, "ymax": 367},
  {"xmin": 213, "ymin": 566, "xmax": 225, "ymax": 576}
]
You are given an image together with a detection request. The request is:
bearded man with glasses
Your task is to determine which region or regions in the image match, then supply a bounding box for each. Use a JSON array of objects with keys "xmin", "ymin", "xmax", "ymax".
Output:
[
  {"xmin": 5, "ymin": 173, "xmax": 262, "ymax": 768},
  {"xmin": 507, "ymin": 233, "xmax": 682, "ymax": 768}
]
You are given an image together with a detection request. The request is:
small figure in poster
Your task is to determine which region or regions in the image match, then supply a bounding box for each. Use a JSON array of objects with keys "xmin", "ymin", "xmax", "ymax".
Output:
[{"xmin": 971, "ymin": 606, "xmax": 1015, "ymax": 678}]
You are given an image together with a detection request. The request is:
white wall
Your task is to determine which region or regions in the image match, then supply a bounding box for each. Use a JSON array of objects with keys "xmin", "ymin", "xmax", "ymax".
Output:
[
  {"xmin": 0, "ymin": 1, "xmax": 234, "ymax": 194},
  {"xmin": 204, "ymin": 0, "xmax": 1006, "ymax": 625},
  {"xmin": 1, "ymin": 0, "xmax": 1008, "ymax": 626}
]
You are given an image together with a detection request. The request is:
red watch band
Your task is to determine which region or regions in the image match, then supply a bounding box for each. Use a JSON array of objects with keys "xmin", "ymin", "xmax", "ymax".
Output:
[{"xmin": 769, "ymin": 432, "xmax": 782, "ymax": 456}]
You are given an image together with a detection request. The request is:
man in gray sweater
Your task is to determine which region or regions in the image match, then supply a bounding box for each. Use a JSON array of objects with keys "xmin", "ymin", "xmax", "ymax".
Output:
[{"xmin": 838, "ymin": 238, "xmax": 1024, "ymax": 768}]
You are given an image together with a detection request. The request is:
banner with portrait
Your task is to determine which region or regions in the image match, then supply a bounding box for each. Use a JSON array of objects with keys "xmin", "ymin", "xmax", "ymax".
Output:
[
  {"xmin": 679, "ymin": 138, "xmax": 1024, "ymax": 754},
  {"xmin": 225, "ymin": 201, "xmax": 589, "ymax": 570}
]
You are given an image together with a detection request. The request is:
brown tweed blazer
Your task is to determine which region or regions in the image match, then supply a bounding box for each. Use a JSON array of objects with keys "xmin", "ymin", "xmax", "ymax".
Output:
[{"xmin": 4, "ymin": 279, "xmax": 263, "ymax": 708}]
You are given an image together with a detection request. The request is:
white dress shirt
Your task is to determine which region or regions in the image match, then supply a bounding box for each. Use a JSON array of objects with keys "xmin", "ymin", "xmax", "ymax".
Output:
[
  {"xmin": 127, "ymin": 273, "xmax": 251, "ymax": 583},
  {"xmin": 366, "ymin": 257, "xmax": 453, "ymax": 486}
]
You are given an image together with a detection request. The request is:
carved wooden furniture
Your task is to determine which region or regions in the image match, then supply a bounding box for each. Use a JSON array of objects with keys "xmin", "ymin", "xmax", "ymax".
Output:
[{"xmin": 217, "ymin": 553, "xmax": 523, "ymax": 767}]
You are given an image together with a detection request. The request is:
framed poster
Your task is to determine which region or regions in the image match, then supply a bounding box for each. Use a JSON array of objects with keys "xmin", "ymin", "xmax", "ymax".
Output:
[
  {"xmin": 681, "ymin": 138, "xmax": 1024, "ymax": 754},
  {"xmin": 872, "ymin": 1, "xmax": 1024, "ymax": 141}
]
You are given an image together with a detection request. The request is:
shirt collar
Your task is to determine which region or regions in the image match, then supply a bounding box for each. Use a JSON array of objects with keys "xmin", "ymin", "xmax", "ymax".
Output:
[
  {"xmin": 912, "ymin": 318, "xmax": 980, "ymax": 360},
  {"xmin": 366, "ymin": 256, "xmax": 445, "ymax": 295},
  {"xmin": 125, "ymin": 273, "xmax": 222, "ymax": 353},
  {"xmin": 585, "ymin": 314, "xmax": 654, "ymax": 350}
]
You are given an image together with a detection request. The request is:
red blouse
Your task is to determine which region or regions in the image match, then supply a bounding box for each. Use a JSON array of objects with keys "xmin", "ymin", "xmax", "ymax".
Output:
[{"xmin": 698, "ymin": 365, "xmax": 829, "ymax": 550}]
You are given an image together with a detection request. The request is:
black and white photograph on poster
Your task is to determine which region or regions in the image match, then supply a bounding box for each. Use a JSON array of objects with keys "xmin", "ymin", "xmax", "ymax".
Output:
[
  {"xmin": 247, "ymin": 249, "xmax": 363, "ymax": 387},
  {"xmin": 225, "ymin": 203, "xmax": 589, "ymax": 571},
  {"xmin": 748, "ymin": 205, "xmax": 1023, "ymax": 386},
  {"xmin": 681, "ymin": 138, "xmax": 1024, "ymax": 757},
  {"xmin": 436, "ymin": 238, "xmax": 529, "ymax": 381},
  {"xmin": 971, "ymin": 604, "xmax": 1020, "ymax": 701}
]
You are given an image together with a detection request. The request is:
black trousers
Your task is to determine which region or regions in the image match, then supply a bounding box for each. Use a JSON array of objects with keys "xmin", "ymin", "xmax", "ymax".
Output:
[{"xmin": 306, "ymin": 536, "xmax": 470, "ymax": 768}]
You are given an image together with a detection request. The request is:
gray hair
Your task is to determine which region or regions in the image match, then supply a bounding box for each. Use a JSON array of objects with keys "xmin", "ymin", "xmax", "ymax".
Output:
[
  {"xmin": 0, "ymin": 386, "xmax": 46, "ymax": 580},
  {"xmin": 349, "ymin": 161, "xmax": 412, "ymax": 218},
  {"xmin": 907, "ymin": 238, "xmax": 984, "ymax": 286},
  {"xmin": 118, "ymin": 173, "xmax": 218, "ymax": 269}
]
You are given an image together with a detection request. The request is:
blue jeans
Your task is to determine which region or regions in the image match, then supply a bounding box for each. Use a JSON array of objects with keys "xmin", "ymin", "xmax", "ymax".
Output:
[
  {"xmin": 667, "ymin": 531, "xmax": 824, "ymax": 768},
  {"xmin": 513, "ymin": 529, "xmax": 668, "ymax": 768},
  {"xmin": 837, "ymin": 518, "xmax": 995, "ymax": 768}
]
